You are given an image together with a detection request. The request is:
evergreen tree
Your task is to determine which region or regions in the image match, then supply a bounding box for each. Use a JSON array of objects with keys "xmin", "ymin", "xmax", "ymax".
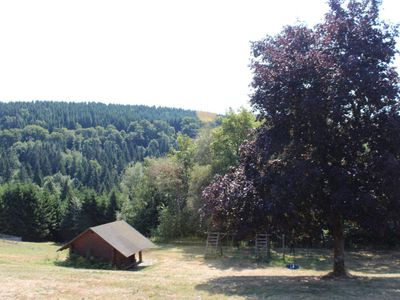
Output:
[
  {"xmin": 59, "ymin": 195, "xmax": 82, "ymax": 241},
  {"xmin": 0, "ymin": 184, "xmax": 56, "ymax": 240},
  {"xmin": 77, "ymin": 191, "xmax": 104, "ymax": 230},
  {"xmin": 104, "ymin": 190, "xmax": 119, "ymax": 222}
]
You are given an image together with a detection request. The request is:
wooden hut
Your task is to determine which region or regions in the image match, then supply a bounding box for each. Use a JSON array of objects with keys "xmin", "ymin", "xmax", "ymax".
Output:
[{"xmin": 58, "ymin": 220, "xmax": 155, "ymax": 267}]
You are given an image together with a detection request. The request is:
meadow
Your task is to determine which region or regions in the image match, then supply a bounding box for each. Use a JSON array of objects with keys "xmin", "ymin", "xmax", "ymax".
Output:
[{"xmin": 0, "ymin": 240, "xmax": 399, "ymax": 299}]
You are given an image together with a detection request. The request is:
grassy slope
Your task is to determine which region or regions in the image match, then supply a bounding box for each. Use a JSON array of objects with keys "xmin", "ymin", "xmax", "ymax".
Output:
[
  {"xmin": 196, "ymin": 111, "xmax": 217, "ymax": 123},
  {"xmin": 0, "ymin": 240, "xmax": 399, "ymax": 299}
]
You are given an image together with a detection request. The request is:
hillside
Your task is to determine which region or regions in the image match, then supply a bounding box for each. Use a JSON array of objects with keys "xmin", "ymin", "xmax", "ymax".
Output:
[
  {"xmin": 0, "ymin": 107, "xmax": 257, "ymax": 243},
  {"xmin": 0, "ymin": 101, "xmax": 205, "ymax": 191},
  {"xmin": 0, "ymin": 101, "xmax": 199, "ymax": 131}
]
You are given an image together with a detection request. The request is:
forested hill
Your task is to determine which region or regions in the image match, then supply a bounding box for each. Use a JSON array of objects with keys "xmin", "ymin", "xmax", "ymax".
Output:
[
  {"xmin": 0, "ymin": 101, "xmax": 198, "ymax": 131},
  {"xmin": 0, "ymin": 101, "xmax": 202, "ymax": 192}
]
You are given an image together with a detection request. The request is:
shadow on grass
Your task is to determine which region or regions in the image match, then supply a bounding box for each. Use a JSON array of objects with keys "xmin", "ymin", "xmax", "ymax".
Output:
[
  {"xmin": 156, "ymin": 242, "xmax": 333, "ymax": 271},
  {"xmin": 154, "ymin": 242, "xmax": 268, "ymax": 271},
  {"xmin": 196, "ymin": 275, "xmax": 400, "ymax": 299},
  {"xmin": 156, "ymin": 242, "xmax": 400, "ymax": 274},
  {"xmin": 347, "ymin": 251, "xmax": 400, "ymax": 274},
  {"xmin": 281, "ymin": 249, "xmax": 400, "ymax": 274}
]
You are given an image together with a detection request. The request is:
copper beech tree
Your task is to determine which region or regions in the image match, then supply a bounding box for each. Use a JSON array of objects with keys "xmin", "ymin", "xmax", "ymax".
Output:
[{"xmin": 202, "ymin": 0, "xmax": 400, "ymax": 277}]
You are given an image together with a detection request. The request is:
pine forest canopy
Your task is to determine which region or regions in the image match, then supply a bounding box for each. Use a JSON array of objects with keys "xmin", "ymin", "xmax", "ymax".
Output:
[
  {"xmin": 0, "ymin": 101, "xmax": 203, "ymax": 191},
  {"xmin": 0, "ymin": 101, "xmax": 198, "ymax": 131}
]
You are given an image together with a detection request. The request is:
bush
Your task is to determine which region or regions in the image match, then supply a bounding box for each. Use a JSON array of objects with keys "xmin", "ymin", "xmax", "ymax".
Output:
[
  {"xmin": 154, "ymin": 205, "xmax": 192, "ymax": 241},
  {"xmin": 59, "ymin": 253, "xmax": 114, "ymax": 270}
]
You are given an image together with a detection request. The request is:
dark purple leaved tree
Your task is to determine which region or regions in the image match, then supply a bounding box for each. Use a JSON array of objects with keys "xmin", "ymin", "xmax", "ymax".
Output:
[{"xmin": 203, "ymin": 0, "xmax": 400, "ymax": 277}]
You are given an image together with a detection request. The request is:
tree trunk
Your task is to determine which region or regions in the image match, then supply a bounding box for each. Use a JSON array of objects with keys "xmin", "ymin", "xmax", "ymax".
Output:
[{"xmin": 329, "ymin": 217, "xmax": 348, "ymax": 277}]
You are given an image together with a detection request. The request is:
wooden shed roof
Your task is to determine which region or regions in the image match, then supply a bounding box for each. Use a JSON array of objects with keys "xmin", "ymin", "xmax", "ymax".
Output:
[{"xmin": 58, "ymin": 220, "xmax": 156, "ymax": 257}]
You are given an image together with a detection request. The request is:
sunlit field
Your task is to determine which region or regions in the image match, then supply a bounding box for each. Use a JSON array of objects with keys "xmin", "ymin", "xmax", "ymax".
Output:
[{"xmin": 0, "ymin": 240, "xmax": 399, "ymax": 299}]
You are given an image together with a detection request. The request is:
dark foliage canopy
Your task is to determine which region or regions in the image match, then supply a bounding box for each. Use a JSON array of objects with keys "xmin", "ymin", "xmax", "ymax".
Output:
[
  {"xmin": 249, "ymin": 0, "xmax": 400, "ymax": 238},
  {"xmin": 202, "ymin": 0, "xmax": 400, "ymax": 276},
  {"xmin": 201, "ymin": 163, "xmax": 265, "ymax": 240}
]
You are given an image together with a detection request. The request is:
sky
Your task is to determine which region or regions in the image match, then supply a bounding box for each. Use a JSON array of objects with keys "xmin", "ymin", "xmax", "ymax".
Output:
[{"xmin": 0, "ymin": 0, "xmax": 399, "ymax": 114}]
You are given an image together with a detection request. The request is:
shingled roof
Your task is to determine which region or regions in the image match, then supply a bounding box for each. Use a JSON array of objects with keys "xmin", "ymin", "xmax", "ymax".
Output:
[{"xmin": 58, "ymin": 220, "xmax": 156, "ymax": 257}]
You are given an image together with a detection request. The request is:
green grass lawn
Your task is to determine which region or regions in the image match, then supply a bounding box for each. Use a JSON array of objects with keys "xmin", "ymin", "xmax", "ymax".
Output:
[{"xmin": 0, "ymin": 240, "xmax": 399, "ymax": 299}]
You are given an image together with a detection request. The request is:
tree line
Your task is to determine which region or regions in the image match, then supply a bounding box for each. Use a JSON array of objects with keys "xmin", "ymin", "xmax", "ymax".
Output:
[
  {"xmin": 0, "ymin": 105, "xmax": 257, "ymax": 242},
  {"xmin": 0, "ymin": 101, "xmax": 199, "ymax": 132}
]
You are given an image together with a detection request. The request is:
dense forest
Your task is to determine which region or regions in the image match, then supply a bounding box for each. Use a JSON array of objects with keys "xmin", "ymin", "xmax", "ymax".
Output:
[
  {"xmin": 0, "ymin": 102, "xmax": 202, "ymax": 191},
  {"xmin": 0, "ymin": 101, "xmax": 256, "ymax": 242},
  {"xmin": 0, "ymin": 101, "xmax": 198, "ymax": 131}
]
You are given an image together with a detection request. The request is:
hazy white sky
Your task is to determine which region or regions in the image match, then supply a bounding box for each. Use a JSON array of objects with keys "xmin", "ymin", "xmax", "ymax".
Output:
[{"xmin": 0, "ymin": 0, "xmax": 399, "ymax": 114}]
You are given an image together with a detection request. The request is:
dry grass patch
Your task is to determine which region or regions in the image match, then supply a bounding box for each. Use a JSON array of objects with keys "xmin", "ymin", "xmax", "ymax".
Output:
[
  {"xmin": 196, "ymin": 111, "xmax": 217, "ymax": 123},
  {"xmin": 0, "ymin": 240, "xmax": 399, "ymax": 299}
]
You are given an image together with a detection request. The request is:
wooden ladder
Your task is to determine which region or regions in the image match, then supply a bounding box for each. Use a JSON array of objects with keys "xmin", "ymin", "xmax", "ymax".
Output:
[
  {"xmin": 255, "ymin": 233, "xmax": 270, "ymax": 259},
  {"xmin": 205, "ymin": 232, "xmax": 222, "ymax": 255}
]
